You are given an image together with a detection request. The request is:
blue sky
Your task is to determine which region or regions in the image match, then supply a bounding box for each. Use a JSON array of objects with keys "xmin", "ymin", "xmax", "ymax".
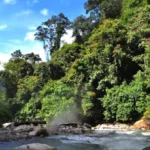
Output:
[{"xmin": 0, "ymin": 0, "xmax": 87, "ymax": 67}]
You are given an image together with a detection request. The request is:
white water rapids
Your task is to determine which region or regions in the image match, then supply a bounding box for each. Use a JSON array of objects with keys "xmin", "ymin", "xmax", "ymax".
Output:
[{"xmin": 0, "ymin": 130, "xmax": 150, "ymax": 150}]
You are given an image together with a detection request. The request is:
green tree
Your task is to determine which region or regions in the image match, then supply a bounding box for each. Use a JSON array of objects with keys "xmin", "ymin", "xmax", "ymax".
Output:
[
  {"xmin": 103, "ymin": 69, "xmax": 150, "ymax": 122},
  {"xmin": 100, "ymin": 0, "xmax": 123, "ymax": 19},
  {"xmin": 4, "ymin": 59, "xmax": 34, "ymax": 78},
  {"xmin": 72, "ymin": 15, "xmax": 93, "ymax": 44},
  {"xmin": 10, "ymin": 49, "xmax": 22, "ymax": 61},
  {"xmin": 84, "ymin": 0, "xmax": 101, "ymax": 22},
  {"xmin": 0, "ymin": 88, "xmax": 11, "ymax": 126},
  {"xmin": 84, "ymin": 0, "xmax": 122, "ymax": 21},
  {"xmin": 51, "ymin": 43, "xmax": 85, "ymax": 72},
  {"xmin": 35, "ymin": 13, "xmax": 71, "ymax": 60},
  {"xmin": 0, "ymin": 71, "xmax": 17, "ymax": 98},
  {"xmin": 23, "ymin": 52, "xmax": 41, "ymax": 64}
]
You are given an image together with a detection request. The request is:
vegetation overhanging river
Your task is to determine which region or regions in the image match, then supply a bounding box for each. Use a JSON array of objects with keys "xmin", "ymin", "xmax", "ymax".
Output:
[{"xmin": 0, "ymin": 130, "xmax": 150, "ymax": 150}]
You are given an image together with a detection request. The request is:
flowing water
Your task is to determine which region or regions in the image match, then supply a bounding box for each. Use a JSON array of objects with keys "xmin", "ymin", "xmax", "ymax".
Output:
[{"xmin": 0, "ymin": 130, "xmax": 150, "ymax": 150}]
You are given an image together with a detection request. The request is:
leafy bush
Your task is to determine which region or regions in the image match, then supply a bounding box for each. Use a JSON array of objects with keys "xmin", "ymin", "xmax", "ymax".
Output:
[
  {"xmin": 40, "ymin": 80, "xmax": 76, "ymax": 121},
  {"xmin": 0, "ymin": 89, "xmax": 11, "ymax": 126},
  {"xmin": 103, "ymin": 70, "xmax": 150, "ymax": 122},
  {"xmin": 144, "ymin": 106, "xmax": 150, "ymax": 119},
  {"xmin": 51, "ymin": 43, "xmax": 85, "ymax": 72}
]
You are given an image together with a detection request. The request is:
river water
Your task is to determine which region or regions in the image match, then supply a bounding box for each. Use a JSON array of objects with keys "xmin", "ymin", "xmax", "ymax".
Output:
[{"xmin": 0, "ymin": 130, "xmax": 150, "ymax": 150}]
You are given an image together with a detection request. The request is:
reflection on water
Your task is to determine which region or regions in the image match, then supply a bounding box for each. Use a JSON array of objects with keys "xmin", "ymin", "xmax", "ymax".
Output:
[{"xmin": 0, "ymin": 130, "xmax": 150, "ymax": 150}]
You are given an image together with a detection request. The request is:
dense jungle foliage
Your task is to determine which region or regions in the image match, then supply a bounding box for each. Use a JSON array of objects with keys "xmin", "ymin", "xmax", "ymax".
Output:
[{"xmin": 0, "ymin": 0, "xmax": 150, "ymax": 126}]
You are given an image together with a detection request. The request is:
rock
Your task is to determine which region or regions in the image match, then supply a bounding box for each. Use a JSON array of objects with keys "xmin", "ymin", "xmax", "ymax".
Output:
[
  {"xmin": 99, "ymin": 124, "xmax": 108, "ymax": 129},
  {"xmin": 13, "ymin": 143, "xmax": 56, "ymax": 150},
  {"xmin": 83, "ymin": 123, "xmax": 91, "ymax": 129},
  {"xmin": 28, "ymin": 125, "xmax": 49, "ymax": 136},
  {"xmin": 2, "ymin": 122, "xmax": 12, "ymax": 128},
  {"xmin": 95, "ymin": 124, "xmax": 101, "ymax": 129},
  {"xmin": 134, "ymin": 119, "xmax": 150, "ymax": 130},
  {"xmin": 46, "ymin": 122, "xmax": 92, "ymax": 135},
  {"xmin": 142, "ymin": 146, "xmax": 150, "ymax": 150},
  {"xmin": 83, "ymin": 127, "xmax": 91, "ymax": 133},
  {"xmin": 71, "ymin": 128, "xmax": 84, "ymax": 134},
  {"xmin": 14, "ymin": 125, "xmax": 34, "ymax": 132},
  {"xmin": 14, "ymin": 121, "xmax": 46, "ymax": 126},
  {"xmin": 92, "ymin": 123, "xmax": 132, "ymax": 131}
]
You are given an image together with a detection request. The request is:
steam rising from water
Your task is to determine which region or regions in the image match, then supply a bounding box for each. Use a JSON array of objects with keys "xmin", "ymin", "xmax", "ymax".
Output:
[{"xmin": 47, "ymin": 106, "xmax": 83, "ymax": 130}]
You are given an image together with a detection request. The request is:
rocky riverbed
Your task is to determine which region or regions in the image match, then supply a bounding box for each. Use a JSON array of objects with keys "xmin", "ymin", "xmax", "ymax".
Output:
[
  {"xmin": 0, "ymin": 122, "xmax": 91, "ymax": 142},
  {"xmin": 0, "ymin": 119, "xmax": 149, "ymax": 142},
  {"xmin": 0, "ymin": 129, "xmax": 150, "ymax": 150}
]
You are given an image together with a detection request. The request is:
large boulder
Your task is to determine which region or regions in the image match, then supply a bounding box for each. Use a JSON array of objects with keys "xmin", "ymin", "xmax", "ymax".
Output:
[
  {"xmin": 13, "ymin": 143, "xmax": 56, "ymax": 150},
  {"xmin": 28, "ymin": 125, "xmax": 49, "ymax": 136},
  {"xmin": 14, "ymin": 124, "xmax": 34, "ymax": 132},
  {"xmin": 142, "ymin": 146, "xmax": 150, "ymax": 150},
  {"xmin": 134, "ymin": 119, "xmax": 150, "ymax": 130}
]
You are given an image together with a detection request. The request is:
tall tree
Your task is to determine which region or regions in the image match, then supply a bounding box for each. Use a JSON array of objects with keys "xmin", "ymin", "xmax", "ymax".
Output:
[
  {"xmin": 100, "ymin": 0, "xmax": 123, "ymax": 19},
  {"xmin": 72, "ymin": 15, "xmax": 93, "ymax": 44},
  {"xmin": 84, "ymin": 0, "xmax": 123, "ymax": 21},
  {"xmin": 84, "ymin": 0, "xmax": 101, "ymax": 22},
  {"xmin": 23, "ymin": 53, "xmax": 41, "ymax": 64},
  {"xmin": 35, "ymin": 13, "xmax": 71, "ymax": 61},
  {"xmin": 10, "ymin": 50, "xmax": 22, "ymax": 61}
]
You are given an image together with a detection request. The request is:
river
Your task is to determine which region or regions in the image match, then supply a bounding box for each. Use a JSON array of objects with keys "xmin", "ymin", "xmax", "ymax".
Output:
[{"xmin": 0, "ymin": 130, "xmax": 150, "ymax": 150}]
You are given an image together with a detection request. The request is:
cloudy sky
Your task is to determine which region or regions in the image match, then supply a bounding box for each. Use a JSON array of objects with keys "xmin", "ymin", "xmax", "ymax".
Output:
[{"xmin": 0, "ymin": 0, "xmax": 86, "ymax": 67}]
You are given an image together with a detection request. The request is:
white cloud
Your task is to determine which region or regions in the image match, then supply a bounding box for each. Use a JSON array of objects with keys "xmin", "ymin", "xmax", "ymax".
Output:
[
  {"xmin": 3, "ymin": 0, "xmax": 16, "ymax": 4},
  {"xmin": 0, "ymin": 29, "xmax": 74, "ymax": 66},
  {"xmin": 24, "ymin": 31, "xmax": 35, "ymax": 41},
  {"xmin": 16, "ymin": 10, "xmax": 32, "ymax": 16},
  {"xmin": 0, "ymin": 41, "xmax": 46, "ymax": 64},
  {"xmin": 22, "ymin": 42, "xmax": 46, "ymax": 61},
  {"xmin": 0, "ymin": 52, "xmax": 11, "ymax": 65},
  {"xmin": 60, "ymin": 29, "xmax": 75, "ymax": 47},
  {"xmin": 0, "ymin": 24, "xmax": 7, "ymax": 30},
  {"xmin": 40, "ymin": 8, "xmax": 49, "ymax": 16}
]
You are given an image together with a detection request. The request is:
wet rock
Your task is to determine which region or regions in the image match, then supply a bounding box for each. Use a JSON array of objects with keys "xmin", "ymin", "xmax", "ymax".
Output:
[
  {"xmin": 13, "ymin": 143, "xmax": 57, "ymax": 150},
  {"xmin": 83, "ymin": 127, "xmax": 91, "ymax": 133},
  {"xmin": 57, "ymin": 123, "xmax": 92, "ymax": 134},
  {"xmin": 0, "ymin": 122, "xmax": 50, "ymax": 142},
  {"xmin": 70, "ymin": 128, "xmax": 84, "ymax": 134},
  {"xmin": 14, "ymin": 124, "xmax": 34, "ymax": 132},
  {"xmin": 134, "ymin": 119, "xmax": 150, "ymax": 130},
  {"xmin": 142, "ymin": 146, "xmax": 150, "ymax": 150},
  {"xmin": 28, "ymin": 125, "xmax": 49, "ymax": 136},
  {"xmin": 46, "ymin": 122, "xmax": 92, "ymax": 135},
  {"xmin": 0, "ymin": 129, "xmax": 29, "ymax": 142},
  {"xmin": 83, "ymin": 123, "xmax": 91, "ymax": 129}
]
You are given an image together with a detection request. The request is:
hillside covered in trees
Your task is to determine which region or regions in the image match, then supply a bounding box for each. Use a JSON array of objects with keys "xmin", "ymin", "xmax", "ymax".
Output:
[{"xmin": 0, "ymin": 0, "xmax": 150, "ymax": 126}]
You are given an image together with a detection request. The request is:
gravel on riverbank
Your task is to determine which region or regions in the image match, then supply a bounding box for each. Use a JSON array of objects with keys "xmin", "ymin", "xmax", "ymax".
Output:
[{"xmin": 0, "ymin": 129, "xmax": 31, "ymax": 142}]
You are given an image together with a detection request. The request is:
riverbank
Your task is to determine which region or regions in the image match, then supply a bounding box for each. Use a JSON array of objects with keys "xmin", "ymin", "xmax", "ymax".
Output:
[
  {"xmin": 0, "ymin": 129, "xmax": 150, "ymax": 150},
  {"xmin": 92, "ymin": 123, "xmax": 134, "ymax": 131},
  {"xmin": 0, "ymin": 122, "xmax": 91, "ymax": 142},
  {"xmin": 0, "ymin": 120, "xmax": 149, "ymax": 142},
  {"xmin": 92, "ymin": 119, "xmax": 150, "ymax": 131}
]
